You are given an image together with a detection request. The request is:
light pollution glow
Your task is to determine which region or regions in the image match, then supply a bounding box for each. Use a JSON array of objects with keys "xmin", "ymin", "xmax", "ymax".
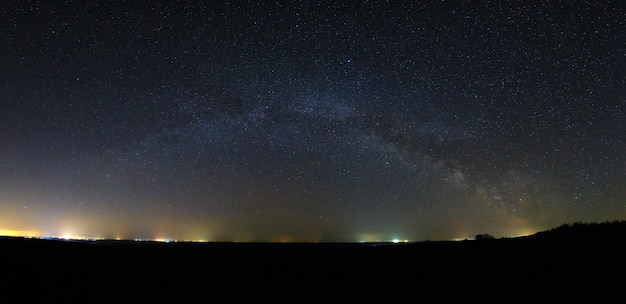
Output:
[
  {"xmin": 0, "ymin": 195, "xmax": 564, "ymax": 242},
  {"xmin": 0, "ymin": 216, "xmax": 542, "ymax": 242}
]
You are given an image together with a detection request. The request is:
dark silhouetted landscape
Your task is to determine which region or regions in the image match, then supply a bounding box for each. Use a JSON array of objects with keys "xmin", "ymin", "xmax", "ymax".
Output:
[{"xmin": 2, "ymin": 221, "xmax": 626, "ymax": 302}]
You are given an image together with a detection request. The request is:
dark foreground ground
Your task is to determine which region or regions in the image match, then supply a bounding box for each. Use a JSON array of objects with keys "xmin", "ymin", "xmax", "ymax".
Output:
[{"xmin": 2, "ymin": 234, "xmax": 625, "ymax": 303}]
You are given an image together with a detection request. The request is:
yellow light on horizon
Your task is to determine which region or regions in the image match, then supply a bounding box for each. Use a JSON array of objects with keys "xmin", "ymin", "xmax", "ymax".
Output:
[
  {"xmin": 356, "ymin": 232, "xmax": 385, "ymax": 243},
  {"xmin": 509, "ymin": 228, "xmax": 538, "ymax": 238},
  {"xmin": 0, "ymin": 229, "xmax": 39, "ymax": 238}
]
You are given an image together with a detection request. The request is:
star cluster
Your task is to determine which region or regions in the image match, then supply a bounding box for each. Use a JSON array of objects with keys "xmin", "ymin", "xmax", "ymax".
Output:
[{"xmin": 1, "ymin": 1, "xmax": 624, "ymax": 241}]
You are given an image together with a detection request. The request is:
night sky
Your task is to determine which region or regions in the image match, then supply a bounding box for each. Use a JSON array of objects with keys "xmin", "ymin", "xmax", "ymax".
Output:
[{"xmin": 1, "ymin": 1, "xmax": 625, "ymax": 242}]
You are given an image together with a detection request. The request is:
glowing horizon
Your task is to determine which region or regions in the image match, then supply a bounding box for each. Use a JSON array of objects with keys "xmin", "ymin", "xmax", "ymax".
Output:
[{"xmin": 0, "ymin": 222, "xmax": 545, "ymax": 243}]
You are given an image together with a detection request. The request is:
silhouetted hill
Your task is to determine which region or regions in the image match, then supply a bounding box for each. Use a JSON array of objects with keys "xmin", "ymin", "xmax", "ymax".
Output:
[
  {"xmin": 2, "ymin": 223, "xmax": 626, "ymax": 303},
  {"xmin": 531, "ymin": 220, "xmax": 626, "ymax": 239}
]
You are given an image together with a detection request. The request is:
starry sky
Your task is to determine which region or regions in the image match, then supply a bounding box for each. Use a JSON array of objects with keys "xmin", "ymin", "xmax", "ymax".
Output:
[{"xmin": 1, "ymin": 1, "xmax": 625, "ymax": 242}]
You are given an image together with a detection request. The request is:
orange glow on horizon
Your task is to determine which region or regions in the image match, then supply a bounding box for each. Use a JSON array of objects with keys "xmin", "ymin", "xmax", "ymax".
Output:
[{"xmin": 0, "ymin": 228, "xmax": 40, "ymax": 238}]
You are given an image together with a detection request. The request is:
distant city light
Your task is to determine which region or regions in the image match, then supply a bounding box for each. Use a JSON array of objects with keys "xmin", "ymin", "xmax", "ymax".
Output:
[{"xmin": 0, "ymin": 229, "xmax": 39, "ymax": 238}]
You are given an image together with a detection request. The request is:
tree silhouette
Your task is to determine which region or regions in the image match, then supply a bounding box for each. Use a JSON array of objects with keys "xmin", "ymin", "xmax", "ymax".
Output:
[
  {"xmin": 534, "ymin": 220, "xmax": 626, "ymax": 238},
  {"xmin": 475, "ymin": 233, "xmax": 495, "ymax": 241}
]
